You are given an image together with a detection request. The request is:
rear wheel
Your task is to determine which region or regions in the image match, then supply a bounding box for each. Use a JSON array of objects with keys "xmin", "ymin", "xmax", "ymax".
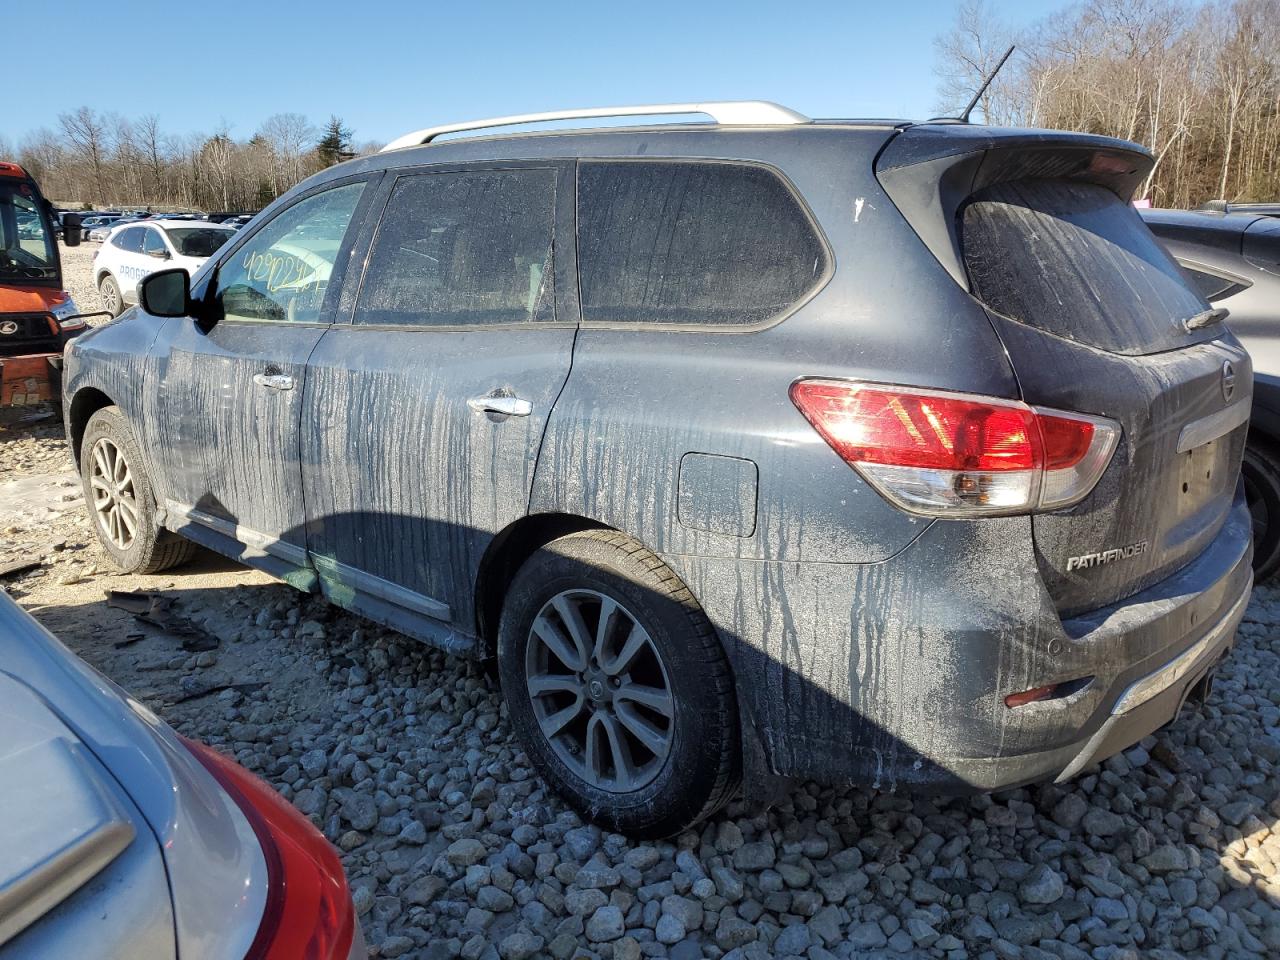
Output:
[
  {"xmin": 99, "ymin": 274, "xmax": 122, "ymax": 317},
  {"xmin": 81, "ymin": 406, "xmax": 196, "ymax": 574},
  {"xmin": 1242, "ymin": 440, "xmax": 1280, "ymax": 582},
  {"xmin": 497, "ymin": 530, "xmax": 740, "ymax": 838}
]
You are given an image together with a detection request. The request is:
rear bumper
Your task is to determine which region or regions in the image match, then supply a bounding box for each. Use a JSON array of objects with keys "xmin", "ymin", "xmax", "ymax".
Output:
[
  {"xmin": 664, "ymin": 487, "xmax": 1253, "ymax": 793},
  {"xmin": 947, "ymin": 562, "xmax": 1248, "ymax": 792}
]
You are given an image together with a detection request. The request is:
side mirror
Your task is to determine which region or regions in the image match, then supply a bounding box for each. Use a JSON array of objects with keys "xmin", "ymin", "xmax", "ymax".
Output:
[
  {"xmin": 64, "ymin": 213, "xmax": 82, "ymax": 247},
  {"xmin": 138, "ymin": 268, "xmax": 191, "ymax": 318},
  {"xmin": 147, "ymin": 247, "xmax": 171, "ymax": 260}
]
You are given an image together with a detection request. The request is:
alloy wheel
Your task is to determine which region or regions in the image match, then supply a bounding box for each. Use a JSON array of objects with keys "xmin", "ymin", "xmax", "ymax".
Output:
[
  {"xmin": 89, "ymin": 437, "xmax": 138, "ymax": 549},
  {"xmin": 525, "ymin": 589, "xmax": 675, "ymax": 792},
  {"xmin": 100, "ymin": 279, "xmax": 119, "ymax": 314}
]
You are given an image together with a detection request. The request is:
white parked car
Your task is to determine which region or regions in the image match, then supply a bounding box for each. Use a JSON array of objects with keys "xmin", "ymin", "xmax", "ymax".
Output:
[{"xmin": 93, "ymin": 220, "xmax": 235, "ymax": 317}]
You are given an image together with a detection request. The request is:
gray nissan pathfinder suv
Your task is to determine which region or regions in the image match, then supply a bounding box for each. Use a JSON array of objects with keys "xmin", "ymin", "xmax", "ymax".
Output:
[{"xmin": 63, "ymin": 102, "xmax": 1254, "ymax": 837}]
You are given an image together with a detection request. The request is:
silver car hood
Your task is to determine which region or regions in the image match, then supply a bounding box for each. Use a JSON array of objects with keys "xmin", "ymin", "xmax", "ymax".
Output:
[{"xmin": 0, "ymin": 590, "xmax": 267, "ymax": 960}]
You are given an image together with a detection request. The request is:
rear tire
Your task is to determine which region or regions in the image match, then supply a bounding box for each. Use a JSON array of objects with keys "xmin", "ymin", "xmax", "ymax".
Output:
[
  {"xmin": 99, "ymin": 274, "xmax": 123, "ymax": 317},
  {"xmin": 497, "ymin": 530, "xmax": 740, "ymax": 838},
  {"xmin": 1242, "ymin": 440, "xmax": 1280, "ymax": 582},
  {"xmin": 80, "ymin": 406, "xmax": 196, "ymax": 574}
]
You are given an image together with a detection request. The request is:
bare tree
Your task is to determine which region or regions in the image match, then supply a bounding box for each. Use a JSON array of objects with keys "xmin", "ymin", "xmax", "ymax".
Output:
[
  {"xmin": 258, "ymin": 113, "xmax": 316, "ymax": 193},
  {"xmin": 59, "ymin": 107, "xmax": 111, "ymax": 204},
  {"xmin": 934, "ymin": 0, "xmax": 1280, "ymax": 206}
]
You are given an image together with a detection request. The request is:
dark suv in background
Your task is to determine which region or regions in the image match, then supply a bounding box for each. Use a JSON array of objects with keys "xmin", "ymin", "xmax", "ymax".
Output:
[
  {"xmin": 1142, "ymin": 207, "xmax": 1280, "ymax": 578},
  {"xmin": 63, "ymin": 103, "xmax": 1253, "ymax": 836}
]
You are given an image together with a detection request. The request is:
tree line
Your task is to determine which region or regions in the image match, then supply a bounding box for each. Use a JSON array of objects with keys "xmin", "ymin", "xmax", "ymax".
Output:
[
  {"xmin": 935, "ymin": 0, "xmax": 1278, "ymax": 207},
  {"xmin": 0, "ymin": 111, "xmax": 373, "ymax": 213}
]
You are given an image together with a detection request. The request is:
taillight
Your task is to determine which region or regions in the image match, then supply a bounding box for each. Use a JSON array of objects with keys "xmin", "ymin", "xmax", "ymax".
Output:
[
  {"xmin": 182, "ymin": 737, "xmax": 356, "ymax": 960},
  {"xmin": 790, "ymin": 380, "xmax": 1119, "ymax": 516}
]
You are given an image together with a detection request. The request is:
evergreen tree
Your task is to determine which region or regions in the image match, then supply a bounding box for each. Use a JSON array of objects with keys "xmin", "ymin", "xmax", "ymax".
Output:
[{"xmin": 316, "ymin": 116, "xmax": 354, "ymax": 168}]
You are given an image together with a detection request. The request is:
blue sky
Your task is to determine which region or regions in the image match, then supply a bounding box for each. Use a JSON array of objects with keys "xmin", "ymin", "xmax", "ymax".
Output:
[{"xmin": 8, "ymin": 0, "xmax": 1064, "ymax": 146}]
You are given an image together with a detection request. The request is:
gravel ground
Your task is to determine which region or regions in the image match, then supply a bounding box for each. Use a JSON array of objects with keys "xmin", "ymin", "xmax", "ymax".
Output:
[
  {"xmin": 61, "ymin": 240, "xmax": 109, "ymax": 320},
  {"xmin": 2, "ymin": 246, "xmax": 1279, "ymax": 959}
]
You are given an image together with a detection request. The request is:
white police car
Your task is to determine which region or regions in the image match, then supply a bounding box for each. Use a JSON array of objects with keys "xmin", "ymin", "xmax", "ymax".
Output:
[{"xmin": 93, "ymin": 220, "xmax": 235, "ymax": 317}]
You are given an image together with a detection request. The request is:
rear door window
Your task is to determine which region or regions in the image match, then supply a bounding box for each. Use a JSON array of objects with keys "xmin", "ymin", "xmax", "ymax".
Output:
[
  {"xmin": 354, "ymin": 168, "xmax": 557, "ymax": 327},
  {"xmin": 962, "ymin": 180, "xmax": 1209, "ymax": 355},
  {"xmin": 576, "ymin": 161, "xmax": 828, "ymax": 327},
  {"xmin": 114, "ymin": 227, "xmax": 144, "ymax": 253}
]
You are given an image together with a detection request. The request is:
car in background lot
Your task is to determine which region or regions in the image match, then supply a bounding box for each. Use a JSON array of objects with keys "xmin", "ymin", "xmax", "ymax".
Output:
[
  {"xmin": 1143, "ymin": 206, "xmax": 1280, "ymax": 578},
  {"xmin": 88, "ymin": 218, "xmax": 132, "ymax": 243},
  {"xmin": 93, "ymin": 219, "xmax": 236, "ymax": 316},
  {"xmin": 79, "ymin": 215, "xmax": 121, "ymax": 240},
  {"xmin": 64, "ymin": 103, "xmax": 1254, "ymax": 836},
  {"xmin": 222, "ymin": 214, "xmax": 254, "ymax": 229},
  {"xmin": 0, "ymin": 590, "xmax": 364, "ymax": 959}
]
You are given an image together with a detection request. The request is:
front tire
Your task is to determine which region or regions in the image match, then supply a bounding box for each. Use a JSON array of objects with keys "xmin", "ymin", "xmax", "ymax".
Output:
[
  {"xmin": 80, "ymin": 406, "xmax": 195, "ymax": 574},
  {"xmin": 1243, "ymin": 440, "xmax": 1280, "ymax": 582},
  {"xmin": 497, "ymin": 530, "xmax": 740, "ymax": 838},
  {"xmin": 99, "ymin": 274, "xmax": 123, "ymax": 317}
]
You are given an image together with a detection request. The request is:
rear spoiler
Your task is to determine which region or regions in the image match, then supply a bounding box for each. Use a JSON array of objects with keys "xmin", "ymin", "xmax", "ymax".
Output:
[{"xmin": 875, "ymin": 125, "xmax": 1154, "ymax": 288}]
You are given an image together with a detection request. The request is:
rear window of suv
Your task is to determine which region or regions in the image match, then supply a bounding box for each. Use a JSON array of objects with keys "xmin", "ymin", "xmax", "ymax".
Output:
[
  {"xmin": 577, "ymin": 161, "xmax": 828, "ymax": 327},
  {"xmin": 962, "ymin": 179, "xmax": 1210, "ymax": 356}
]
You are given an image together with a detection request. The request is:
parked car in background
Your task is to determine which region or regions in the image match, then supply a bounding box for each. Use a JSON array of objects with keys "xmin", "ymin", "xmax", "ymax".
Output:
[
  {"xmin": 87, "ymin": 218, "xmax": 131, "ymax": 243},
  {"xmin": 64, "ymin": 103, "xmax": 1253, "ymax": 837},
  {"xmin": 0, "ymin": 590, "xmax": 364, "ymax": 960},
  {"xmin": 93, "ymin": 219, "xmax": 236, "ymax": 316},
  {"xmin": 222, "ymin": 214, "xmax": 254, "ymax": 229},
  {"xmin": 1143, "ymin": 206, "xmax": 1280, "ymax": 578},
  {"xmin": 79, "ymin": 215, "xmax": 121, "ymax": 240},
  {"xmin": 1197, "ymin": 200, "xmax": 1280, "ymax": 218}
]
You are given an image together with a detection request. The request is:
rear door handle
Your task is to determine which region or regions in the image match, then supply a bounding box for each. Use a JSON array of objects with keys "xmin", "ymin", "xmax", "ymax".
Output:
[
  {"xmin": 467, "ymin": 395, "xmax": 532, "ymax": 417},
  {"xmin": 253, "ymin": 372, "xmax": 294, "ymax": 391}
]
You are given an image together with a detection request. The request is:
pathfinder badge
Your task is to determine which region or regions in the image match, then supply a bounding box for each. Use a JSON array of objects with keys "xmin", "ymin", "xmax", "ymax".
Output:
[{"xmin": 1066, "ymin": 540, "xmax": 1149, "ymax": 572}]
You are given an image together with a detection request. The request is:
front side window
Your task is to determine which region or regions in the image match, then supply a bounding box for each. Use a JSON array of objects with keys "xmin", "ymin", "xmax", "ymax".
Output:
[
  {"xmin": 0, "ymin": 180, "xmax": 56, "ymax": 280},
  {"xmin": 213, "ymin": 181, "xmax": 365, "ymax": 323},
  {"xmin": 577, "ymin": 161, "xmax": 828, "ymax": 327},
  {"xmin": 355, "ymin": 168, "xmax": 556, "ymax": 327},
  {"xmin": 143, "ymin": 228, "xmax": 167, "ymax": 256}
]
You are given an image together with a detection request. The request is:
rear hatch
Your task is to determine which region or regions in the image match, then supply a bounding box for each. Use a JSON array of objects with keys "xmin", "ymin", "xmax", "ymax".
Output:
[{"xmin": 878, "ymin": 126, "xmax": 1251, "ymax": 615}]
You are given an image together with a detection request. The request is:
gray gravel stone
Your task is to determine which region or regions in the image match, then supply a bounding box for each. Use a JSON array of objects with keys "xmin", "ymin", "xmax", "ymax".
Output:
[{"xmin": 585, "ymin": 904, "xmax": 625, "ymax": 942}]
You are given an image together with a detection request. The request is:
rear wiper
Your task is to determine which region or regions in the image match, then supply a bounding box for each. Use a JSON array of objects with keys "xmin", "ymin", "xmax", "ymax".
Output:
[{"xmin": 1184, "ymin": 307, "xmax": 1229, "ymax": 332}]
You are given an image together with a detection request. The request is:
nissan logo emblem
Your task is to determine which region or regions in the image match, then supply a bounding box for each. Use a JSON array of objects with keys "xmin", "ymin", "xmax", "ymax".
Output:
[
  {"xmin": 0, "ymin": 321, "xmax": 17, "ymax": 336},
  {"xmin": 1222, "ymin": 360, "xmax": 1236, "ymax": 402}
]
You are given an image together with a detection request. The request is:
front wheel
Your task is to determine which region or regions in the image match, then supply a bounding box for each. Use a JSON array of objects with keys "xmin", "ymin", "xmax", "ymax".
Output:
[
  {"xmin": 99, "ymin": 274, "xmax": 123, "ymax": 317},
  {"xmin": 80, "ymin": 406, "xmax": 196, "ymax": 574},
  {"xmin": 497, "ymin": 530, "xmax": 740, "ymax": 838}
]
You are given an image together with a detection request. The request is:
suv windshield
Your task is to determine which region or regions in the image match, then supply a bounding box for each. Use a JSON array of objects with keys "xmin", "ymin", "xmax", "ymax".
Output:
[
  {"xmin": 166, "ymin": 227, "xmax": 233, "ymax": 258},
  {"xmin": 0, "ymin": 180, "xmax": 56, "ymax": 280}
]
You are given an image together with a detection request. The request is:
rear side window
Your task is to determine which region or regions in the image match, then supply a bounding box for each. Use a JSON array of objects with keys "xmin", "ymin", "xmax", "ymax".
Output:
[
  {"xmin": 577, "ymin": 161, "xmax": 827, "ymax": 327},
  {"xmin": 962, "ymin": 180, "xmax": 1208, "ymax": 355},
  {"xmin": 355, "ymin": 169, "xmax": 556, "ymax": 327}
]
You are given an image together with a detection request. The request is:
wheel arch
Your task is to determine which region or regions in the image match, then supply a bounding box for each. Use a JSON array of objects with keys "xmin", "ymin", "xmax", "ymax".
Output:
[
  {"xmin": 473, "ymin": 512, "xmax": 611, "ymax": 658},
  {"xmin": 68, "ymin": 387, "xmax": 117, "ymax": 467}
]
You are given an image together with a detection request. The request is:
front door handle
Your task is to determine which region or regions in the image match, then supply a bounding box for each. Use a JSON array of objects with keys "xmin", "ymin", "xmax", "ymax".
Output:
[
  {"xmin": 467, "ymin": 394, "xmax": 532, "ymax": 418},
  {"xmin": 253, "ymin": 372, "xmax": 295, "ymax": 391}
]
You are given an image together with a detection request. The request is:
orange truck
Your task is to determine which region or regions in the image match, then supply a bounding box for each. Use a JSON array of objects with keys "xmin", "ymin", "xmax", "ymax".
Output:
[{"xmin": 0, "ymin": 161, "xmax": 91, "ymax": 409}]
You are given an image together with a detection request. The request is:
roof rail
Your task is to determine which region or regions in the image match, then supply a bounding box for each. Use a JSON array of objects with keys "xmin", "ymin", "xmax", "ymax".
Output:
[{"xmin": 380, "ymin": 101, "xmax": 810, "ymax": 152}]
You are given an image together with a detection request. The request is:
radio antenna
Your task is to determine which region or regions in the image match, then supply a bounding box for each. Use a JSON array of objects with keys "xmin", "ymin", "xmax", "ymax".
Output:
[{"xmin": 958, "ymin": 45, "xmax": 1015, "ymax": 123}]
